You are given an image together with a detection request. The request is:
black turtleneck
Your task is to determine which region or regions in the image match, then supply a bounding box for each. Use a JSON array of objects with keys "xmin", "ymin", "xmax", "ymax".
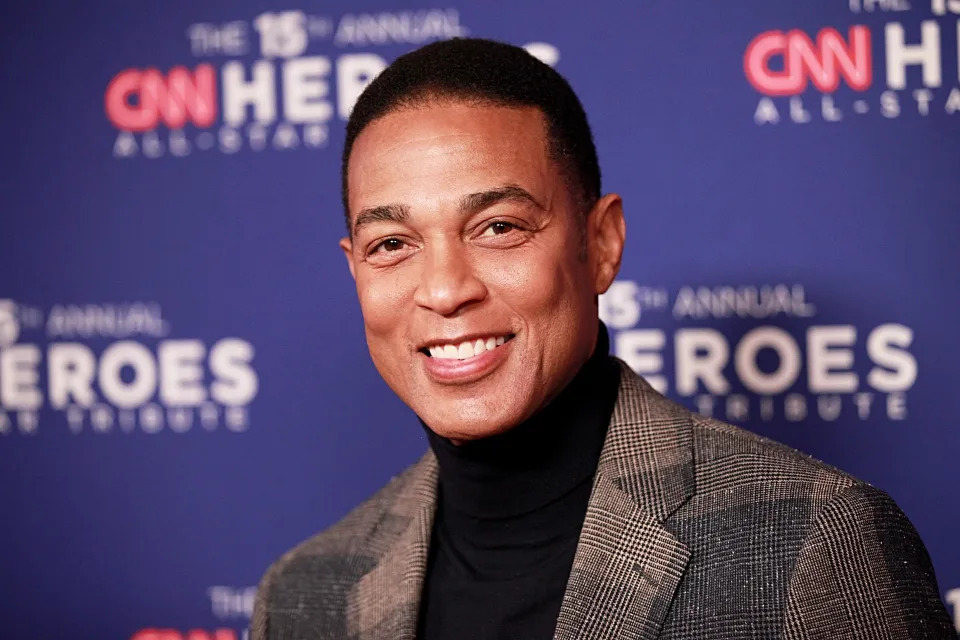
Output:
[{"xmin": 417, "ymin": 324, "xmax": 620, "ymax": 640}]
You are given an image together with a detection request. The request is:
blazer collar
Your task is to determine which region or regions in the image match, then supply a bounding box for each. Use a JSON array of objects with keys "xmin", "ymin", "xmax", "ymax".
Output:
[
  {"xmin": 346, "ymin": 360, "xmax": 695, "ymax": 640},
  {"xmin": 596, "ymin": 359, "xmax": 696, "ymax": 522}
]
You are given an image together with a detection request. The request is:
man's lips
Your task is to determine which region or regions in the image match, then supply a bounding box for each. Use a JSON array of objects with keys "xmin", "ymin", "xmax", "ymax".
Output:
[{"xmin": 419, "ymin": 333, "xmax": 516, "ymax": 384}]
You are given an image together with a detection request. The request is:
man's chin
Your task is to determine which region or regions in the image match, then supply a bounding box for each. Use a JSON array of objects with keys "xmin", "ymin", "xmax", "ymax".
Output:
[{"xmin": 416, "ymin": 401, "xmax": 531, "ymax": 443}]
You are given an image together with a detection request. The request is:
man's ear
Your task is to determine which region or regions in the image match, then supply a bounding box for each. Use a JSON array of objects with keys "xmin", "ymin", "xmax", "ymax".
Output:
[
  {"xmin": 339, "ymin": 237, "xmax": 357, "ymax": 281},
  {"xmin": 586, "ymin": 193, "xmax": 626, "ymax": 295}
]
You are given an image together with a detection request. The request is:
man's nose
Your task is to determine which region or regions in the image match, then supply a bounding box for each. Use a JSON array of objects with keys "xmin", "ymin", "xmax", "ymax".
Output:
[{"xmin": 413, "ymin": 242, "xmax": 487, "ymax": 316}]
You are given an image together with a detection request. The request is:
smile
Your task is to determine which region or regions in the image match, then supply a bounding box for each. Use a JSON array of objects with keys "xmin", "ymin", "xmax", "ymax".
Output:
[
  {"xmin": 419, "ymin": 333, "xmax": 516, "ymax": 384},
  {"xmin": 422, "ymin": 334, "xmax": 515, "ymax": 360}
]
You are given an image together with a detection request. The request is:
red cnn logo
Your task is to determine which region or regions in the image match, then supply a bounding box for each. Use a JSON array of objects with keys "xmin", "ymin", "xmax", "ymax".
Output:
[
  {"xmin": 105, "ymin": 65, "xmax": 218, "ymax": 131},
  {"xmin": 130, "ymin": 629, "xmax": 238, "ymax": 640},
  {"xmin": 744, "ymin": 26, "xmax": 872, "ymax": 96}
]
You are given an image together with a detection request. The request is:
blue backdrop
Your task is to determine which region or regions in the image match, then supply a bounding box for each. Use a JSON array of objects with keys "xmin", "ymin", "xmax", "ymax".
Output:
[{"xmin": 2, "ymin": 1, "xmax": 958, "ymax": 637}]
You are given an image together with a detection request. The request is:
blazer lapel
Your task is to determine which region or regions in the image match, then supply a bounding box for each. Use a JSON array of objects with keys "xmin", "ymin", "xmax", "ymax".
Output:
[
  {"xmin": 346, "ymin": 454, "xmax": 438, "ymax": 640},
  {"xmin": 554, "ymin": 361, "xmax": 696, "ymax": 640}
]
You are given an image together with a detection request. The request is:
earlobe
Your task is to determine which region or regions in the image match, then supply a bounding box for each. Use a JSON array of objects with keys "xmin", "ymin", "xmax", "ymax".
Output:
[
  {"xmin": 339, "ymin": 237, "xmax": 358, "ymax": 281},
  {"xmin": 590, "ymin": 193, "xmax": 626, "ymax": 295}
]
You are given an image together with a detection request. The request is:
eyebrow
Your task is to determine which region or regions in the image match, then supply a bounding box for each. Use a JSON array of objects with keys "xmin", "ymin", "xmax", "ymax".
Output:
[
  {"xmin": 352, "ymin": 203, "xmax": 410, "ymax": 237},
  {"xmin": 458, "ymin": 184, "xmax": 544, "ymax": 215},
  {"xmin": 351, "ymin": 184, "xmax": 543, "ymax": 237}
]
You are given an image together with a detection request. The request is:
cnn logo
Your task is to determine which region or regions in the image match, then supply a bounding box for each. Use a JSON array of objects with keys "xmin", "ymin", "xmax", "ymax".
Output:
[
  {"xmin": 744, "ymin": 26, "xmax": 872, "ymax": 96},
  {"xmin": 105, "ymin": 65, "xmax": 217, "ymax": 131}
]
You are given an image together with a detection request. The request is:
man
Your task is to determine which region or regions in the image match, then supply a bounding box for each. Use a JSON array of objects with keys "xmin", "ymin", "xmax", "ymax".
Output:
[{"xmin": 252, "ymin": 38, "xmax": 952, "ymax": 639}]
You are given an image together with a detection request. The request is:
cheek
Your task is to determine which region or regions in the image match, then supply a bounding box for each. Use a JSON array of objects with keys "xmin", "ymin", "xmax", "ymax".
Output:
[
  {"xmin": 356, "ymin": 270, "xmax": 414, "ymax": 339},
  {"xmin": 482, "ymin": 244, "xmax": 584, "ymax": 322}
]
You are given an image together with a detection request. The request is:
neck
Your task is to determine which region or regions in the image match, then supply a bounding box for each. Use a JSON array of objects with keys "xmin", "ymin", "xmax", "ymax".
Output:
[{"xmin": 422, "ymin": 323, "xmax": 619, "ymax": 519}]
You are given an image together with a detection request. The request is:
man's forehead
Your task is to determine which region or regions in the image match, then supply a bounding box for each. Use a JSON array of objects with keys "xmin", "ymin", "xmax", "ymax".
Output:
[
  {"xmin": 346, "ymin": 102, "xmax": 555, "ymax": 215},
  {"xmin": 350, "ymin": 101, "xmax": 550, "ymax": 161}
]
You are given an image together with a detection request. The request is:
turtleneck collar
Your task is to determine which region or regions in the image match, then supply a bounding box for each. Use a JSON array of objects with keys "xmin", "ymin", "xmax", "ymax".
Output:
[{"xmin": 423, "ymin": 322, "xmax": 620, "ymax": 520}]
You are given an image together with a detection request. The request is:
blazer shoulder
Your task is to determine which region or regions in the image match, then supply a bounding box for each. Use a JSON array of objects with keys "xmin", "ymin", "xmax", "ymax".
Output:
[
  {"xmin": 782, "ymin": 481, "xmax": 953, "ymax": 637},
  {"xmin": 251, "ymin": 452, "xmax": 435, "ymax": 640},
  {"xmin": 607, "ymin": 362, "xmax": 864, "ymax": 517},
  {"xmin": 615, "ymin": 359, "xmax": 854, "ymax": 486},
  {"xmin": 687, "ymin": 411, "xmax": 863, "ymax": 496},
  {"xmin": 264, "ymin": 451, "xmax": 432, "ymax": 577}
]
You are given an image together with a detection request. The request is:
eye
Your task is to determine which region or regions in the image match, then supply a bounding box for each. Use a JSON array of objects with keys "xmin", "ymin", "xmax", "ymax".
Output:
[
  {"xmin": 372, "ymin": 238, "xmax": 406, "ymax": 253},
  {"xmin": 481, "ymin": 221, "xmax": 516, "ymax": 236},
  {"xmin": 364, "ymin": 235, "xmax": 418, "ymax": 265}
]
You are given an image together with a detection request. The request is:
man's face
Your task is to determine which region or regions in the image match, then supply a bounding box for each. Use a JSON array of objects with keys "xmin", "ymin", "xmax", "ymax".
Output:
[{"xmin": 341, "ymin": 101, "xmax": 622, "ymax": 441}]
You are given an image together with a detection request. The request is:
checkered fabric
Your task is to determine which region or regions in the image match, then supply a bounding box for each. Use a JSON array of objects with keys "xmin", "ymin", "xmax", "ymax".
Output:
[{"xmin": 251, "ymin": 360, "xmax": 953, "ymax": 639}]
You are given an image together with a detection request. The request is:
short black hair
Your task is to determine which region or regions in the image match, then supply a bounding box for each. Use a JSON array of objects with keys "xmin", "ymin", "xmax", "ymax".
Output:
[{"xmin": 341, "ymin": 37, "xmax": 601, "ymax": 230}]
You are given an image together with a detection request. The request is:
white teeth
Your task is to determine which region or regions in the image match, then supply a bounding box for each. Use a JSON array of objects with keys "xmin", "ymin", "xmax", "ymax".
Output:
[{"xmin": 428, "ymin": 335, "xmax": 511, "ymax": 359}]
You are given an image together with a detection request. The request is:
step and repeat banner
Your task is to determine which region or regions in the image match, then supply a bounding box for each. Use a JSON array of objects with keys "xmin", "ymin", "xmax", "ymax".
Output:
[{"xmin": 2, "ymin": 1, "xmax": 958, "ymax": 637}]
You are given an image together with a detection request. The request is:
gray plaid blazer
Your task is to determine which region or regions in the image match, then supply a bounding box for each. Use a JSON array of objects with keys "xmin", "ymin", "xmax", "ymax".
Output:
[{"xmin": 252, "ymin": 361, "xmax": 953, "ymax": 639}]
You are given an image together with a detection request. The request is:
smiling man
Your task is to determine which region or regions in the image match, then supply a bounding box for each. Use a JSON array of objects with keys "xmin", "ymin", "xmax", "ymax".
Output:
[{"xmin": 251, "ymin": 39, "xmax": 952, "ymax": 639}]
